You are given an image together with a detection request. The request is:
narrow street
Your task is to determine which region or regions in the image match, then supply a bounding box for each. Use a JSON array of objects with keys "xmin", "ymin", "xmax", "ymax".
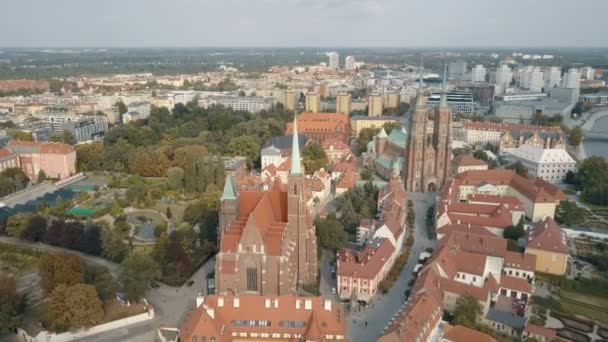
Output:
[{"xmin": 346, "ymin": 192, "xmax": 436, "ymax": 342}]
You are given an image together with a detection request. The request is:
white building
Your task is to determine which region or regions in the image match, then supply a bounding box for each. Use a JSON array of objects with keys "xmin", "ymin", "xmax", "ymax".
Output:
[
  {"xmin": 495, "ymin": 64, "xmax": 513, "ymax": 86},
  {"xmin": 198, "ymin": 95, "xmax": 274, "ymax": 113},
  {"xmin": 581, "ymin": 67, "xmax": 595, "ymax": 80},
  {"xmin": 562, "ymin": 68, "xmax": 581, "ymax": 89},
  {"xmin": 328, "ymin": 52, "xmax": 340, "ymax": 69},
  {"xmin": 506, "ymin": 146, "xmax": 576, "ymax": 184},
  {"xmin": 528, "ymin": 67, "xmax": 544, "ymax": 93},
  {"xmin": 345, "ymin": 56, "xmax": 356, "ymax": 70},
  {"xmin": 544, "ymin": 67, "xmax": 561, "ymax": 91},
  {"xmin": 471, "ymin": 64, "xmax": 487, "ymax": 83},
  {"xmin": 127, "ymin": 101, "xmax": 151, "ymax": 119}
]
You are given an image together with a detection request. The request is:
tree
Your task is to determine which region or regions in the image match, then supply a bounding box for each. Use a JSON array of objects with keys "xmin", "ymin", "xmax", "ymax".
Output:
[
  {"xmin": 166, "ymin": 206, "xmax": 173, "ymax": 219},
  {"xmin": 115, "ymin": 100, "xmax": 128, "ymax": 116},
  {"xmin": 61, "ymin": 130, "xmax": 77, "ymax": 145},
  {"xmin": 382, "ymin": 122, "xmax": 401, "ymax": 135},
  {"xmin": 227, "ymin": 136, "xmax": 260, "ymax": 169},
  {"xmin": 84, "ymin": 265, "xmax": 118, "ymax": 301},
  {"xmin": 73, "ymin": 224, "xmax": 102, "ymax": 255},
  {"xmin": 119, "ymin": 251, "xmax": 161, "ymax": 301},
  {"xmin": 577, "ymin": 156, "xmax": 608, "ymax": 205},
  {"xmin": 361, "ymin": 169, "xmax": 373, "ymax": 181},
  {"xmin": 302, "ymin": 141, "xmax": 328, "ymax": 174},
  {"xmin": 452, "ymin": 294, "xmax": 482, "ymax": 328},
  {"xmin": 102, "ymin": 228, "xmax": 128, "ymax": 262},
  {"xmin": 507, "ymin": 161, "xmax": 528, "ymax": 177},
  {"xmin": 0, "ymin": 275, "xmax": 21, "ymax": 333},
  {"xmin": 76, "ymin": 142, "xmax": 104, "ymax": 171},
  {"xmin": 357, "ymin": 127, "xmax": 380, "ymax": 155},
  {"xmin": 315, "ymin": 217, "xmax": 348, "ymax": 250},
  {"xmin": 37, "ymin": 169, "xmax": 48, "ymax": 183},
  {"xmin": 6, "ymin": 212, "xmax": 34, "ymax": 238},
  {"xmin": 167, "ymin": 166, "xmax": 185, "ymax": 190},
  {"xmin": 48, "ymin": 284, "xmax": 103, "ymax": 331},
  {"xmin": 503, "ymin": 217, "xmax": 525, "ymax": 240},
  {"xmin": 570, "ymin": 126, "xmax": 584, "ymax": 147},
  {"xmin": 6, "ymin": 129, "xmax": 34, "ymax": 141},
  {"xmin": 111, "ymin": 200, "xmax": 122, "ymax": 217},
  {"xmin": 556, "ymin": 201, "xmax": 587, "ymax": 225},
  {"xmin": 21, "ymin": 215, "xmax": 47, "ymax": 242},
  {"xmin": 39, "ymin": 253, "xmax": 84, "ymax": 293}
]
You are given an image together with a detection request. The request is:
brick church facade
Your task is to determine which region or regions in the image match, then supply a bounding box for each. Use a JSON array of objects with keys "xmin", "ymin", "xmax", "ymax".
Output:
[
  {"xmin": 216, "ymin": 118, "xmax": 318, "ymax": 295},
  {"xmin": 405, "ymin": 64, "xmax": 453, "ymax": 192}
]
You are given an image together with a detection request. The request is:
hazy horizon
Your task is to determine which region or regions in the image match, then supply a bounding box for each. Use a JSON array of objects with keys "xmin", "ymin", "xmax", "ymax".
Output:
[{"xmin": 2, "ymin": 0, "xmax": 607, "ymax": 48}]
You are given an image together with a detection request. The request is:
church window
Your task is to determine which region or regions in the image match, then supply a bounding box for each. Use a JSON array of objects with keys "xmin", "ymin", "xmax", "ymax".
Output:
[{"xmin": 247, "ymin": 267, "xmax": 258, "ymax": 291}]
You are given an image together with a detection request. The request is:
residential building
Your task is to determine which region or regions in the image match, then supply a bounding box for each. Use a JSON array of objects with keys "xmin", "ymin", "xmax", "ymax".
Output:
[
  {"xmin": 223, "ymin": 156, "xmax": 249, "ymax": 184},
  {"xmin": 471, "ymin": 65, "xmax": 487, "ymax": 83},
  {"xmin": 198, "ymin": 95, "xmax": 274, "ymax": 113},
  {"xmin": 448, "ymin": 60, "xmax": 467, "ymax": 80},
  {"xmin": 328, "ymin": 52, "xmax": 340, "ymax": 69},
  {"xmin": 5, "ymin": 140, "xmax": 76, "ymax": 180},
  {"xmin": 499, "ymin": 129, "xmax": 566, "ymax": 152},
  {"xmin": 283, "ymin": 90, "xmax": 298, "ymax": 111},
  {"xmin": 0, "ymin": 148, "xmax": 19, "ymax": 173},
  {"xmin": 345, "ymin": 56, "xmax": 356, "ymax": 70},
  {"xmin": 216, "ymin": 121, "xmax": 318, "ymax": 295},
  {"xmin": 368, "ymin": 93, "xmax": 384, "ymax": 116},
  {"xmin": 285, "ymin": 112, "xmax": 350, "ymax": 144},
  {"xmin": 505, "ymin": 146, "xmax": 576, "ymax": 184},
  {"xmin": 442, "ymin": 169, "xmax": 566, "ymax": 222},
  {"xmin": 459, "ymin": 121, "xmax": 564, "ymax": 148},
  {"xmin": 405, "ymin": 65, "xmax": 452, "ymax": 192},
  {"xmin": 426, "ymin": 91, "xmax": 474, "ymax": 115},
  {"xmin": 127, "ymin": 101, "xmax": 151, "ymax": 119},
  {"xmin": 305, "ymin": 92, "xmax": 321, "ymax": 113},
  {"xmin": 350, "ymin": 116, "xmax": 400, "ymax": 137},
  {"xmin": 580, "ymin": 93, "xmax": 608, "ymax": 107},
  {"xmin": 178, "ymin": 294, "xmax": 346, "ymax": 342},
  {"xmin": 544, "ymin": 67, "xmax": 561, "ymax": 90},
  {"xmin": 443, "ymin": 325, "xmax": 497, "ymax": 342},
  {"xmin": 452, "ymin": 154, "xmax": 488, "ymax": 174},
  {"xmin": 336, "ymin": 92, "xmax": 352, "ymax": 115},
  {"xmin": 122, "ymin": 111, "xmax": 140, "ymax": 123},
  {"xmin": 562, "ymin": 68, "xmax": 581, "ymax": 89},
  {"xmin": 581, "ymin": 66, "xmax": 595, "ymax": 80},
  {"xmin": 362, "ymin": 127, "xmax": 407, "ymax": 180},
  {"xmin": 260, "ymin": 135, "xmax": 309, "ymax": 169},
  {"xmin": 321, "ymin": 139, "xmax": 352, "ymax": 165},
  {"xmin": 528, "ymin": 67, "xmax": 544, "ymax": 93},
  {"xmin": 383, "ymin": 91, "xmax": 400, "ymax": 110},
  {"xmin": 62, "ymin": 116, "xmax": 108, "ymax": 143},
  {"xmin": 495, "ymin": 64, "xmax": 513, "ymax": 86},
  {"xmin": 526, "ymin": 217, "xmax": 569, "ymax": 275}
]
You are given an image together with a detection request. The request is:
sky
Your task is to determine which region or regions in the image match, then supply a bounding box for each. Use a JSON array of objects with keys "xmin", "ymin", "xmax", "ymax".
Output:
[{"xmin": 1, "ymin": 0, "xmax": 607, "ymax": 48}]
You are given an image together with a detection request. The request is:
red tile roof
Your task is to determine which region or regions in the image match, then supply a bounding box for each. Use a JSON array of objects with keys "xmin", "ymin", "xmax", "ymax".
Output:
[
  {"xmin": 500, "ymin": 275, "xmax": 533, "ymax": 294},
  {"xmin": 455, "ymin": 154, "xmax": 488, "ymax": 167},
  {"xmin": 337, "ymin": 238, "xmax": 395, "ymax": 279},
  {"xmin": 8, "ymin": 140, "xmax": 74, "ymax": 154},
  {"xmin": 528, "ymin": 217, "xmax": 569, "ymax": 254},
  {"xmin": 463, "ymin": 121, "xmax": 562, "ymax": 133},
  {"xmin": 0, "ymin": 147, "xmax": 16, "ymax": 158},
  {"xmin": 444, "ymin": 325, "xmax": 497, "ymax": 342},
  {"xmin": 524, "ymin": 323, "xmax": 557, "ymax": 338}
]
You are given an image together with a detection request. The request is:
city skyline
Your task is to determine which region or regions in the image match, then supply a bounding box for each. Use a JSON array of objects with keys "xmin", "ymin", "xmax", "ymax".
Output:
[{"xmin": 1, "ymin": 0, "xmax": 607, "ymax": 48}]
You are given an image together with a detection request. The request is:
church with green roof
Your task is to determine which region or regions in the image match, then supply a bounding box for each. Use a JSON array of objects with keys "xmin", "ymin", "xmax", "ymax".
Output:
[{"xmin": 362, "ymin": 126, "xmax": 407, "ymax": 180}]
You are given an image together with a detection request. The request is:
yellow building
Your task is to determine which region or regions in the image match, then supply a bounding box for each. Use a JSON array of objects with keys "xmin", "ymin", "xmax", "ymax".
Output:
[
  {"xmin": 384, "ymin": 91, "xmax": 400, "ymax": 109},
  {"xmin": 350, "ymin": 116, "xmax": 398, "ymax": 137},
  {"xmin": 526, "ymin": 217, "xmax": 569, "ymax": 275},
  {"xmin": 368, "ymin": 93, "xmax": 384, "ymax": 116},
  {"xmin": 305, "ymin": 92, "xmax": 321, "ymax": 113},
  {"xmin": 336, "ymin": 92, "xmax": 352, "ymax": 114},
  {"xmin": 283, "ymin": 90, "xmax": 298, "ymax": 111}
]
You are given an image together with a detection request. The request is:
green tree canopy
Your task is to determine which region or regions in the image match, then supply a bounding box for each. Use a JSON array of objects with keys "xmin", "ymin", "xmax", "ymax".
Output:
[
  {"xmin": 452, "ymin": 294, "xmax": 482, "ymax": 328},
  {"xmin": 119, "ymin": 251, "xmax": 161, "ymax": 301},
  {"xmin": 315, "ymin": 217, "xmax": 348, "ymax": 250},
  {"xmin": 357, "ymin": 127, "xmax": 380, "ymax": 155},
  {"xmin": 0, "ymin": 275, "xmax": 21, "ymax": 333},
  {"xmin": 577, "ymin": 156, "xmax": 608, "ymax": 205},
  {"xmin": 227, "ymin": 136, "xmax": 260, "ymax": 169},
  {"xmin": 507, "ymin": 160, "xmax": 528, "ymax": 177},
  {"xmin": 302, "ymin": 141, "xmax": 329, "ymax": 174},
  {"xmin": 570, "ymin": 126, "xmax": 584, "ymax": 147}
]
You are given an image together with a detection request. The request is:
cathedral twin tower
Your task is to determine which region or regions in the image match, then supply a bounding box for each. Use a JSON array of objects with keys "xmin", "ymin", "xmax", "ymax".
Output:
[{"xmin": 405, "ymin": 62, "xmax": 453, "ymax": 193}]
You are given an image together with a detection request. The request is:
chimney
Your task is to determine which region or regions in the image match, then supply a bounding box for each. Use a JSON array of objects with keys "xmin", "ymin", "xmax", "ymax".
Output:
[
  {"xmin": 234, "ymin": 297, "xmax": 240, "ymax": 308},
  {"xmin": 265, "ymin": 298, "xmax": 271, "ymax": 308},
  {"xmin": 305, "ymin": 299, "xmax": 312, "ymax": 310},
  {"xmin": 218, "ymin": 296, "xmax": 224, "ymax": 307},
  {"xmin": 324, "ymin": 299, "xmax": 332, "ymax": 312}
]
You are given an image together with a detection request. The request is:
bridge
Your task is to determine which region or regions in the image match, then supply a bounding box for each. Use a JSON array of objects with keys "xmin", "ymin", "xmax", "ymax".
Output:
[{"xmin": 581, "ymin": 111, "xmax": 608, "ymax": 131}]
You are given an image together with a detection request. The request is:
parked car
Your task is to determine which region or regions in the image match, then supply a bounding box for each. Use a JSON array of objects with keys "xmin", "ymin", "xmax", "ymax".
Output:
[
  {"xmin": 332, "ymin": 287, "xmax": 337, "ymax": 294},
  {"xmin": 150, "ymin": 282, "xmax": 160, "ymax": 289},
  {"xmin": 186, "ymin": 280, "xmax": 194, "ymax": 287}
]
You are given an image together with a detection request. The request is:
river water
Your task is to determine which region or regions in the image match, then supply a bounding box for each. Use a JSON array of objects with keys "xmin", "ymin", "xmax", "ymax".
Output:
[{"xmin": 584, "ymin": 115, "xmax": 608, "ymax": 159}]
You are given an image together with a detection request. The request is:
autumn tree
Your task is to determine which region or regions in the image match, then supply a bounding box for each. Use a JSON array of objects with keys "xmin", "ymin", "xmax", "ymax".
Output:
[
  {"xmin": 76, "ymin": 142, "xmax": 104, "ymax": 171},
  {"xmin": 39, "ymin": 253, "xmax": 84, "ymax": 293},
  {"xmin": 357, "ymin": 127, "xmax": 380, "ymax": 155},
  {"xmin": 227, "ymin": 135, "xmax": 260, "ymax": 169},
  {"xmin": 102, "ymin": 228, "xmax": 128, "ymax": 262},
  {"xmin": 382, "ymin": 121, "xmax": 401, "ymax": 135},
  {"xmin": 302, "ymin": 141, "xmax": 329, "ymax": 174},
  {"xmin": 48, "ymin": 284, "xmax": 103, "ymax": 331},
  {"xmin": 167, "ymin": 166, "xmax": 185, "ymax": 190},
  {"xmin": 452, "ymin": 294, "xmax": 482, "ymax": 328},
  {"xmin": 6, "ymin": 212, "xmax": 34, "ymax": 238},
  {"xmin": 569, "ymin": 126, "xmax": 584, "ymax": 147}
]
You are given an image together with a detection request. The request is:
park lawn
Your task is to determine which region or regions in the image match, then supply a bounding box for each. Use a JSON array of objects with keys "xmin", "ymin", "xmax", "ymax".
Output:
[
  {"xmin": 102, "ymin": 300, "xmax": 147, "ymax": 323},
  {"xmin": 560, "ymin": 298, "xmax": 608, "ymax": 323},
  {"xmin": 561, "ymin": 290, "xmax": 608, "ymax": 308}
]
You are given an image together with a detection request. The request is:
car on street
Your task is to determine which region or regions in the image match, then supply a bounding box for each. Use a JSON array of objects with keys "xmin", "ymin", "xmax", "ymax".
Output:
[
  {"xmin": 186, "ymin": 280, "xmax": 194, "ymax": 287},
  {"xmin": 150, "ymin": 282, "xmax": 160, "ymax": 289},
  {"xmin": 332, "ymin": 287, "xmax": 336, "ymax": 294}
]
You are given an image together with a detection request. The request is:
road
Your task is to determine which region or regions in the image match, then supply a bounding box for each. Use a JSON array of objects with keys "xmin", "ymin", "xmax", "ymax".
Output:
[
  {"xmin": 0, "ymin": 237, "xmax": 120, "ymax": 276},
  {"xmin": 346, "ymin": 192, "xmax": 436, "ymax": 342},
  {"xmin": 66, "ymin": 321, "xmax": 156, "ymax": 342}
]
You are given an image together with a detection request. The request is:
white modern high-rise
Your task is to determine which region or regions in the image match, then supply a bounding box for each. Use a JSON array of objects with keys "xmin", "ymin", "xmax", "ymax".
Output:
[
  {"xmin": 345, "ymin": 56, "xmax": 356, "ymax": 70},
  {"xmin": 519, "ymin": 66, "xmax": 534, "ymax": 89},
  {"xmin": 563, "ymin": 68, "xmax": 581, "ymax": 89},
  {"xmin": 581, "ymin": 67, "xmax": 595, "ymax": 80},
  {"xmin": 495, "ymin": 64, "xmax": 513, "ymax": 86},
  {"xmin": 328, "ymin": 52, "xmax": 340, "ymax": 69},
  {"xmin": 528, "ymin": 67, "xmax": 544, "ymax": 92},
  {"xmin": 544, "ymin": 67, "xmax": 561, "ymax": 90},
  {"xmin": 471, "ymin": 64, "xmax": 487, "ymax": 83}
]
